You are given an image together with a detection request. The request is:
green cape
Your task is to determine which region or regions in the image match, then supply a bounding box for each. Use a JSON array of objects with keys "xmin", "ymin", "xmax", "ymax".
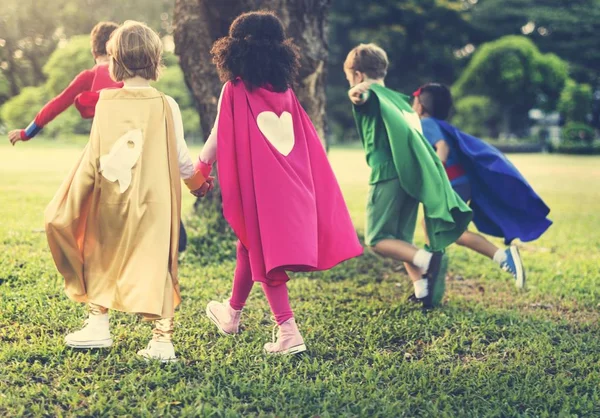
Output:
[{"xmin": 370, "ymin": 84, "xmax": 472, "ymax": 251}]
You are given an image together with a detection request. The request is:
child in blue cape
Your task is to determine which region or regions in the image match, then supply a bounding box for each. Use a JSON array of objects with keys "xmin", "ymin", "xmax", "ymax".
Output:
[{"xmin": 413, "ymin": 83, "xmax": 553, "ymax": 289}]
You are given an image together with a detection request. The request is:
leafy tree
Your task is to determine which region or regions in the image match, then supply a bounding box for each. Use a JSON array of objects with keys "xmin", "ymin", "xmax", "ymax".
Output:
[
  {"xmin": 452, "ymin": 35, "xmax": 568, "ymax": 137},
  {"xmin": 0, "ymin": 73, "xmax": 9, "ymax": 109},
  {"xmin": 469, "ymin": 0, "xmax": 600, "ymax": 85},
  {"xmin": 0, "ymin": 86, "xmax": 48, "ymax": 129},
  {"xmin": 327, "ymin": 0, "xmax": 475, "ymax": 142},
  {"xmin": 0, "ymin": 0, "xmax": 64, "ymax": 96},
  {"xmin": 40, "ymin": 35, "xmax": 94, "ymax": 136},
  {"xmin": 57, "ymin": 0, "xmax": 175, "ymax": 37},
  {"xmin": 562, "ymin": 121, "xmax": 596, "ymax": 144},
  {"xmin": 43, "ymin": 36, "xmax": 95, "ymax": 95},
  {"xmin": 152, "ymin": 64, "xmax": 201, "ymax": 140},
  {"xmin": 452, "ymin": 95, "xmax": 501, "ymax": 138},
  {"xmin": 0, "ymin": 0, "xmax": 174, "ymax": 104},
  {"xmin": 1, "ymin": 38, "xmax": 195, "ymax": 138},
  {"xmin": 558, "ymin": 79, "xmax": 593, "ymax": 124}
]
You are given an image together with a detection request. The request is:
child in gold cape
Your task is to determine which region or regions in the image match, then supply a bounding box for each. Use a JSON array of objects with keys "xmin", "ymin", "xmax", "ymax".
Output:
[{"xmin": 44, "ymin": 21, "xmax": 210, "ymax": 362}]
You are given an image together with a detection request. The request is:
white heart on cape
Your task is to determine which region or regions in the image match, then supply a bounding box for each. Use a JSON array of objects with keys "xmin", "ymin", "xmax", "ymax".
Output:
[
  {"xmin": 257, "ymin": 111, "xmax": 295, "ymax": 156},
  {"xmin": 400, "ymin": 109, "xmax": 424, "ymax": 135}
]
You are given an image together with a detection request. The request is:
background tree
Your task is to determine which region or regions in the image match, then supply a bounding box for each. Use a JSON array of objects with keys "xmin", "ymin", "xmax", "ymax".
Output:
[
  {"xmin": 2, "ymin": 0, "xmax": 599, "ymax": 139},
  {"xmin": 0, "ymin": 34, "xmax": 194, "ymax": 138},
  {"xmin": 452, "ymin": 95, "xmax": 501, "ymax": 138},
  {"xmin": 452, "ymin": 35, "xmax": 568, "ymax": 137},
  {"xmin": 468, "ymin": 0, "xmax": 600, "ymax": 86},
  {"xmin": 326, "ymin": 0, "xmax": 475, "ymax": 142},
  {"xmin": 173, "ymin": 0, "xmax": 332, "ymax": 143},
  {"xmin": 558, "ymin": 79, "xmax": 593, "ymax": 124},
  {"xmin": 0, "ymin": 0, "xmax": 175, "ymax": 108}
]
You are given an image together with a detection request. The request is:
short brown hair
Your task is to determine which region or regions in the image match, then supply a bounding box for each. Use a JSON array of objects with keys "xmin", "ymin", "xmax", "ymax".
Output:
[
  {"xmin": 90, "ymin": 21, "xmax": 119, "ymax": 56},
  {"xmin": 344, "ymin": 43, "xmax": 389, "ymax": 79},
  {"xmin": 108, "ymin": 21, "xmax": 163, "ymax": 82}
]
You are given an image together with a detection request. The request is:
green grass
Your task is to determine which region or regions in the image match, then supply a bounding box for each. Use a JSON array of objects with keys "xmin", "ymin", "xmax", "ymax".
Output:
[{"xmin": 1, "ymin": 139, "xmax": 600, "ymax": 417}]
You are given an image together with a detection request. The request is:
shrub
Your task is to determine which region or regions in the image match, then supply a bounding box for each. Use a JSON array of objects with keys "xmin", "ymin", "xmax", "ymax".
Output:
[
  {"xmin": 152, "ymin": 65, "xmax": 201, "ymax": 140},
  {"xmin": 43, "ymin": 36, "xmax": 94, "ymax": 96},
  {"xmin": 558, "ymin": 79, "xmax": 593, "ymax": 124},
  {"xmin": 562, "ymin": 122, "xmax": 596, "ymax": 144},
  {"xmin": 452, "ymin": 95, "xmax": 500, "ymax": 138},
  {"xmin": 0, "ymin": 86, "xmax": 48, "ymax": 131}
]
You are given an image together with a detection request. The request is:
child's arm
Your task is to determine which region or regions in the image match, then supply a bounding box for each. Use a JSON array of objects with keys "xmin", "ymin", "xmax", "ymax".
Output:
[
  {"xmin": 348, "ymin": 81, "xmax": 373, "ymax": 106},
  {"xmin": 421, "ymin": 119, "xmax": 450, "ymax": 163},
  {"xmin": 433, "ymin": 140, "xmax": 451, "ymax": 164},
  {"xmin": 197, "ymin": 84, "xmax": 226, "ymax": 178},
  {"xmin": 8, "ymin": 70, "xmax": 95, "ymax": 145},
  {"xmin": 165, "ymin": 95, "xmax": 209, "ymax": 194}
]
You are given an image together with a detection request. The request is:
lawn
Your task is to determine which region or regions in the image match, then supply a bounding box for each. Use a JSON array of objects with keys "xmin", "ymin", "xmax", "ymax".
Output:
[{"xmin": 1, "ymin": 139, "xmax": 599, "ymax": 417}]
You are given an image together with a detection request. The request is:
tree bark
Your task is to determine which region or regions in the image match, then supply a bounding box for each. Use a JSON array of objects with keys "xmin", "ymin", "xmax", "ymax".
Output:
[{"xmin": 173, "ymin": 0, "xmax": 331, "ymax": 143}]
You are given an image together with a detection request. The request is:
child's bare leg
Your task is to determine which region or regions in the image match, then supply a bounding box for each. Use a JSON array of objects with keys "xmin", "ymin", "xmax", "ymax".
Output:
[
  {"xmin": 371, "ymin": 238, "xmax": 438, "ymax": 276},
  {"xmin": 371, "ymin": 238, "xmax": 418, "ymax": 265},
  {"xmin": 404, "ymin": 262, "xmax": 423, "ymax": 283},
  {"xmin": 456, "ymin": 231, "xmax": 498, "ymax": 259},
  {"xmin": 424, "ymin": 217, "xmax": 499, "ymax": 260},
  {"xmin": 372, "ymin": 239, "xmax": 433, "ymax": 299}
]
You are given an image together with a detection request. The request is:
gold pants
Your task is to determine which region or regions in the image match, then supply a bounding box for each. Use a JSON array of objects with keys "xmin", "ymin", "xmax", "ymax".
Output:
[{"xmin": 88, "ymin": 303, "xmax": 174, "ymax": 342}]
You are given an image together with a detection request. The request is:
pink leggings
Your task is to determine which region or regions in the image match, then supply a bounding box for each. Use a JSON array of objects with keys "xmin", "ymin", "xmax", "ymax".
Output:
[{"xmin": 229, "ymin": 241, "xmax": 293, "ymax": 325}]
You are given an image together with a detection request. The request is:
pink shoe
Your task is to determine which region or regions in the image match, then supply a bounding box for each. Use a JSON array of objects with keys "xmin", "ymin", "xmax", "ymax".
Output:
[
  {"xmin": 206, "ymin": 299, "xmax": 241, "ymax": 335},
  {"xmin": 264, "ymin": 318, "xmax": 307, "ymax": 355}
]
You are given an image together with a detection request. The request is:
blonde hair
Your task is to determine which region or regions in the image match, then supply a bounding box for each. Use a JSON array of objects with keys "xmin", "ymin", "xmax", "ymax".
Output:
[
  {"xmin": 344, "ymin": 43, "xmax": 389, "ymax": 79},
  {"xmin": 108, "ymin": 20, "xmax": 163, "ymax": 82}
]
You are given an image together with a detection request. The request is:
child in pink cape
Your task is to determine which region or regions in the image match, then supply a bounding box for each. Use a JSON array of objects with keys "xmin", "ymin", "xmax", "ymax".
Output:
[{"xmin": 195, "ymin": 11, "xmax": 363, "ymax": 355}]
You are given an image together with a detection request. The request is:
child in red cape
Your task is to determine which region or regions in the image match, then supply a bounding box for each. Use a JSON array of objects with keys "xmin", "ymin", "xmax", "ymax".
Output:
[
  {"xmin": 196, "ymin": 11, "xmax": 363, "ymax": 355},
  {"xmin": 8, "ymin": 22, "xmax": 123, "ymax": 144}
]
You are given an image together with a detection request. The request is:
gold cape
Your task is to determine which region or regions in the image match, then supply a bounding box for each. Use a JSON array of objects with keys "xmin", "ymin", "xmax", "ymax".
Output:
[{"xmin": 45, "ymin": 88, "xmax": 182, "ymax": 318}]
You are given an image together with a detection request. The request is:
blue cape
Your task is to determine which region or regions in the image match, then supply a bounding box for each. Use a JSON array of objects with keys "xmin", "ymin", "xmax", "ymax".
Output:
[{"xmin": 436, "ymin": 119, "xmax": 552, "ymax": 244}]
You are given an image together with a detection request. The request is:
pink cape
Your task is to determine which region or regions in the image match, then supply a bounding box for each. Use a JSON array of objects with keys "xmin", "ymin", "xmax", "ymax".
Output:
[{"xmin": 217, "ymin": 80, "xmax": 363, "ymax": 284}]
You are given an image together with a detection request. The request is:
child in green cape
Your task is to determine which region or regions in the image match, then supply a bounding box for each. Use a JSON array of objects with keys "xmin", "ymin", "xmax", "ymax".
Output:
[{"xmin": 344, "ymin": 43, "xmax": 472, "ymax": 308}]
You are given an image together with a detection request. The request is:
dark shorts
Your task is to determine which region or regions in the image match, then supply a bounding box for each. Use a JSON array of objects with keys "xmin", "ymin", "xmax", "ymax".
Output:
[{"xmin": 453, "ymin": 182, "xmax": 472, "ymax": 203}]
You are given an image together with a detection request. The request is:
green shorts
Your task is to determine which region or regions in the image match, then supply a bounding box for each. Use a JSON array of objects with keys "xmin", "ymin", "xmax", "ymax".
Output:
[{"xmin": 365, "ymin": 177, "xmax": 419, "ymax": 247}]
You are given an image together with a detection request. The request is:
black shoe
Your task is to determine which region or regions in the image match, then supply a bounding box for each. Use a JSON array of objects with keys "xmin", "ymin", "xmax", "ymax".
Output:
[
  {"xmin": 178, "ymin": 221, "xmax": 188, "ymax": 253},
  {"xmin": 407, "ymin": 293, "xmax": 422, "ymax": 304},
  {"xmin": 422, "ymin": 251, "xmax": 447, "ymax": 309}
]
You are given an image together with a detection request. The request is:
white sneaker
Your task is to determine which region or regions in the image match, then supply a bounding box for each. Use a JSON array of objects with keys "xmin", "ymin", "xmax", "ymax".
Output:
[
  {"xmin": 65, "ymin": 313, "xmax": 112, "ymax": 348},
  {"xmin": 206, "ymin": 299, "xmax": 242, "ymax": 335},
  {"xmin": 137, "ymin": 340, "xmax": 177, "ymax": 363},
  {"xmin": 264, "ymin": 318, "xmax": 306, "ymax": 355}
]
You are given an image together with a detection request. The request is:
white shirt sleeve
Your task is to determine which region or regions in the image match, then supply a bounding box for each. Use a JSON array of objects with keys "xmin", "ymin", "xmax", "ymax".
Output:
[
  {"xmin": 165, "ymin": 95, "xmax": 195, "ymax": 180},
  {"xmin": 199, "ymin": 83, "xmax": 227, "ymax": 165}
]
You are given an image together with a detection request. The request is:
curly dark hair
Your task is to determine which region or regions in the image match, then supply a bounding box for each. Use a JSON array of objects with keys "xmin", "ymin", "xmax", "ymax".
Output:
[
  {"xmin": 90, "ymin": 21, "xmax": 119, "ymax": 56},
  {"xmin": 211, "ymin": 11, "xmax": 300, "ymax": 92}
]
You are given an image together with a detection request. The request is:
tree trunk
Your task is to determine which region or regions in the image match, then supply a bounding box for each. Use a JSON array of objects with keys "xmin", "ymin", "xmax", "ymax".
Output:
[
  {"xmin": 173, "ymin": 0, "xmax": 331, "ymax": 142},
  {"xmin": 173, "ymin": 0, "xmax": 332, "ymax": 217}
]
